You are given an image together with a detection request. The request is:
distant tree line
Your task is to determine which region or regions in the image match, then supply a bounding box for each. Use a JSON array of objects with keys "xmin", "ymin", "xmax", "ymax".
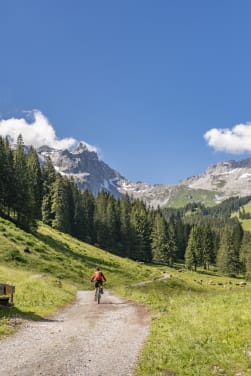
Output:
[
  {"xmin": 1, "ymin": 134, "xmax": 251, "ymax": 278},
  {"xmin": 163, "ymin": 197, "xmax": 251, "ymax": 278}
]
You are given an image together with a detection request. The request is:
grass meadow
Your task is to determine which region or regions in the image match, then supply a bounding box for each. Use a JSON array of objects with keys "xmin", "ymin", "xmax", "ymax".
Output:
[
  {"xmin": 232, "ymin": 201, "xmax": 251, "ymax": 233},
  {"xmin": 116, "ymin": 271, "xmax": 251, "ymax": 376}
]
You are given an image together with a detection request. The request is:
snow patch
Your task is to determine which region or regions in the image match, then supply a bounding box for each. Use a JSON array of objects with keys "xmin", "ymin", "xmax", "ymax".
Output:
[{"xmin": 240, "ymin": 173, "xmax": 251, "ymax": 179}]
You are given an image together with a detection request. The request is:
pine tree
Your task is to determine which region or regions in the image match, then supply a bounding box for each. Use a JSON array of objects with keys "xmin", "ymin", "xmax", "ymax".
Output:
[
  {"xmin": 216, "ymin": 221, "xmax": 242, "ymax": 276},
  {"xmin": 13, "ymin": 134, "xmax": 36, "ymax": 229},
  {"xmin": 151, "ymin": 212, "xmax": 170, "ymax": 264},
  {"xmin": 105, "ymin": 195, "xmax": 120, "ymax": 253},
  {"xmin": 185, "ymin": 226, "xmax": 200, "ymax": 271},
  {"xmin": 201, "ymin": 224, "xmax": 214, "ymax": 270},
  {"xmin": 94, "ymin": 191, "xmax": 110, "ymax": 249},
  {"xmin": 0, "ymin": 137, "xmax": 13, "ymax": 213},
  {"xmin": 130, "ymin": 200, "xmax": 151, "ymax": 262},
  {"xmin": 41, "ymin": 156, "xmax": 57, "ymax": 225},
  {"xmin": 51, "ymin": 175, "xmax": 71, "ymax": 233},
  {"xmin": 27, "ymin": 146, "xmax": 42, "ymax": 219},
  {"xmin": 4, "ymin": 138, "xmax": 15, "ymax": 216},
  {"xmin": 71, "ymin": 183, "xmax": 85, "ymax": 240},
  {"xmin": 173, "ymin": 215, "xmax": 189, "ymax": 260},
  {"xmin": 81, "ymin": 189, "xmax": 95, "ymax": 243},
  {"xmin": 167, "ymin": 218, "xmax": 177, "ymax": 266},
  {"xmin": 119, "ymin": 194, "xmax": 133, "ymax": 257},
  {"xmin": 239, "ymin": 230, "xmax": 251, "ymax": 280}
]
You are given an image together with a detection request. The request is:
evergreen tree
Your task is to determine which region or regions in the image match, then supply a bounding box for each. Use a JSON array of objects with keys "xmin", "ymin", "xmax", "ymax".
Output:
[
  {"xmin": 240, "ymin": 231, "xmax": 251, "ymax": 279},
  {"xmin": 13, "ymin": 134, "xmax": 36, "ymax": 229},
  {"xmin": 185, "ymin": 226, "xmax": 200, "ymax": 270},
  {"xmin": 167, "ymin": 218, "xmax": 177, "ymax": 266},
  {"xmin": 94, "ymin": 191, "xmax": 110, "ymax": 249},
  {"xmin": 71, "ymin": 183, "xmax": 85, "ymax": 240},
  {"xmin": 130, "ymin": 200, "xmax": 151, "ymax": 262},
  {"xmin": 41, "ymin": 156, "xmax": 57, "ymax": 225},
  {"xmin": 151, "ymin": 212, "xmax": 170, "ymax": 264},
  {"xmin": 216, "ymin": 221, "xmax": 242, "ymax": 276},
  {"xmin": 105, "ymin": 195, "xmax": 120, "ymax": 252},
  {"xmin": 51, "ymin": 175, "xmax": 71, "ymax": 233},
  {"xmin": 0, "ymin": 137, "xmax": 10, "ymax": 213},
  {"xmin": 173, "ymin": 214, "xmax": 189, "ymax": 260},
  {"xmin": 119, "ymin": 194, "xmax": 133, "ymax": 257},
  {"xmin": 81, "ymin": 189, "xmax": 95, "ymax": 243},
  {"xmin": 201, "ymin": 224, "xmax": 214, "ymax": 269},
  {"xmin": 3, "ymin": 138, "xmax": 15, "ymax": 216},
  {"xmin": 27, "ymin": 146, "xmax": 42, "ymax": 219}
]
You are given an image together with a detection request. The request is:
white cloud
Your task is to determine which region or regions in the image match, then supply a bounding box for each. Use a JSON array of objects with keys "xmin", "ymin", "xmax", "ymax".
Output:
[
  {"xmin": 0, "ymin": 110, "xmax": 97, "ymax": 152},
  {"xmin": 204, "ymin": 123, "xmax": 251, "ymax": 154}
]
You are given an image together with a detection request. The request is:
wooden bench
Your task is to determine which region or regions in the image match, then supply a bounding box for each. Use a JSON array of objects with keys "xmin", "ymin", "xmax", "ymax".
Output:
[{"xmin": 0, "ymin": 283, "xmax": 15, "ymax": 306}]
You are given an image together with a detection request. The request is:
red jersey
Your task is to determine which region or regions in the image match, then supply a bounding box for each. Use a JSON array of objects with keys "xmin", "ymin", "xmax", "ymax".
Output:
[{"xmin": 91, "ymin": 270, "xmax": 106, "ymax": 282}]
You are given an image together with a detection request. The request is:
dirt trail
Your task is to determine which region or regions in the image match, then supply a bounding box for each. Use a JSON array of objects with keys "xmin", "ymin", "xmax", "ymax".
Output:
[{"xmin": 0, "ymin": 291, "xmax": 150, "ymax": 376}]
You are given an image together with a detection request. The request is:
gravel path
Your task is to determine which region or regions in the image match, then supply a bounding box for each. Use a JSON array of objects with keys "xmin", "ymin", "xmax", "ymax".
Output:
[{"xmin": 0, "ymin": 291, "xmax": 150, "ymax": 376}]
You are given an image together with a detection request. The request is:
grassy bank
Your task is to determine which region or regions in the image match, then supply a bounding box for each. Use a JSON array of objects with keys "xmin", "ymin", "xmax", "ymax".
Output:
[
  {"xmin": 0, "ymin": 264, "xmax": 76, "ymax": 336},
  {"xmin": 116, "ymin": 270, "xmax": 251, "ymax": 376}
]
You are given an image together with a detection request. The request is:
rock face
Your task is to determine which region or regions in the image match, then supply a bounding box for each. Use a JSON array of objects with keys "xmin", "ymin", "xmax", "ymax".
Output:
[
  {"xmin": 37, "ymin": 143, "xmax": 123, "ymax": 198},
  {"xmin": 180, "ymin": 159, "xmax": 251, "ymax": 203},
  {"xmin": 37, "ymin": 144, "xmax": 251, "ymax": 208}
]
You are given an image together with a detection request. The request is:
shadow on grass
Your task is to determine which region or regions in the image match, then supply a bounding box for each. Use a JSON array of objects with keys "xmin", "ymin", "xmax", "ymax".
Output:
[
  {"xmin": 33, "ymin": 231, "xmax": 150, "ymax": 283},
  {"xmin": 0, "ymin": 306, "xmax": 63, "ymax": 322},
  {"xmin": 194, "ymin": 269, "xmax": 220, "ymax": 277},
  {"xmin": 35, "ymin": 231, "xmax": 117, "ymax": 270}
]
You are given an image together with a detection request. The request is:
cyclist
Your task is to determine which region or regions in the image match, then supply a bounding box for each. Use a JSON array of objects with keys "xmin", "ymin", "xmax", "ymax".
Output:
[{"xmin": 91, "ymin": 267, "xmax": 106, "ymax": 297}]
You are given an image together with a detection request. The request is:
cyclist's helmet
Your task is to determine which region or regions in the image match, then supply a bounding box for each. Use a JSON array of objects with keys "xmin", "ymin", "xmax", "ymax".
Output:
[{"xmin": 96, "ymin": 267, "xmax": 100, "ymax": 271}]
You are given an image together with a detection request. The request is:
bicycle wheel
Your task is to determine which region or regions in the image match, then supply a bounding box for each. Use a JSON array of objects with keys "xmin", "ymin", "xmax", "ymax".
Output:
[{"xmin": 97, "ymin": 288, "xmax": 101, "ymax": 304}]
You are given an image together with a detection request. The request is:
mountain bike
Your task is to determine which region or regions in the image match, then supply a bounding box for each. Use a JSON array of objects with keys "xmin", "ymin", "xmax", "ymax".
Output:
[{"xmin": 94, "ymin": 283, "xmax": 103, "ymax": 304}]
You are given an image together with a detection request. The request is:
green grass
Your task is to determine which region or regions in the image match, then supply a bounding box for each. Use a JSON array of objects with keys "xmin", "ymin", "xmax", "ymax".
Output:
[
  {"xmin": 232, "ymin": 201, "xmax": 251, "ymax": 232},
  {"xmin": 165, "ymin": 186, "xmax": 217, "ymax": 208},
  {"xmin": 115, "ymin": 269, "xmax": 251, "ymax": 376},
  {"xmin": 0, "ymin": 264, "xmax": 76, "ymax": 336},
  {"xmin": 0, "ymin": 217, "xmax": 158, "ymax": 289}
]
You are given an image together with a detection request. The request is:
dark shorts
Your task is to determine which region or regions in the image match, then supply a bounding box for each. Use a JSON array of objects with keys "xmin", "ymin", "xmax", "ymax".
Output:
[{"xmin": 94, "ymin": 280, "xmax": 103, "ymax": 288}]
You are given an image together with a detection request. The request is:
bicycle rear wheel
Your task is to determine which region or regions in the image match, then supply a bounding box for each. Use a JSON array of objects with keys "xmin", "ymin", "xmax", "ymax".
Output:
[{"xmin": 97, "ymin": 288, "xmax": 101, "ymax": 304}]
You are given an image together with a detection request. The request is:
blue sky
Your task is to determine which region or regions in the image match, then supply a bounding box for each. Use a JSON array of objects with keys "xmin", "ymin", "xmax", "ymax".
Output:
[{"xmin": 1, "ymin": 1, "xmax": 251, "ymax": 184}]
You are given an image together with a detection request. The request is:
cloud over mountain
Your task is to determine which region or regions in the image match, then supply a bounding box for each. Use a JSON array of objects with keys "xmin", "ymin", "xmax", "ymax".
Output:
[
  {"xmin": 204, "ymin": 123, "xmax": 251, "ymax": 154},
  {"xmin": 0, "ymin": 110, "xmax": 97, "ymax": 152}
]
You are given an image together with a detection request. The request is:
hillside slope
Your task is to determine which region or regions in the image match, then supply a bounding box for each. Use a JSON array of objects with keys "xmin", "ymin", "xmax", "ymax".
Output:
[
  {"xmin": 231, "ymin": 200, "xmax": 251, "ymax": 232},
  {"xmin": 0, "ymin": 217, "xmax": 157, "ymax": 289}
]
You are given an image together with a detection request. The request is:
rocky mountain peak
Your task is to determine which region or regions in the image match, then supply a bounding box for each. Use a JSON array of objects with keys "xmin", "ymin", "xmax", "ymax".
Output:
[
  {"xmin": 71, "ymin": 142, "xmax": 99, "ymax": 161},
  {"xmin": 36, "ymin": 142, "xmax": 251, "ymax": 208},
  {"xmin": 72, "ymin": 142, "xmax": 89, "ymax": 154}
]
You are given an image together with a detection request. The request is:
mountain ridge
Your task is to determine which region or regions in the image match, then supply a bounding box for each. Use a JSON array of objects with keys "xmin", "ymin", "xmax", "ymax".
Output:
[{"xmin": 36, "ymin": 143, "xmax": 251, "ymax": 208}]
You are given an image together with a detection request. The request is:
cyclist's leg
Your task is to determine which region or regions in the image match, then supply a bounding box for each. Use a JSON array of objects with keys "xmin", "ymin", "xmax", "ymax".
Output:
[
  {"xmin": 97, "ymin": 282, "xmax": 102, "ymax": 303},
  {"xmin": 100, "ymin": 281, "xmax": 104, "ymax": 294}
]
